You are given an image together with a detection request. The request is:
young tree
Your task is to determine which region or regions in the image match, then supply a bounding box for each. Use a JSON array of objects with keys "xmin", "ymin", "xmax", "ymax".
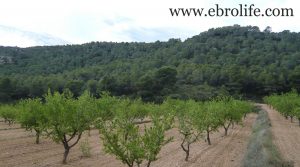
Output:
[
  {"xmin": 129, "ymin": 99, "xmax": 149, "ymax": 122},
  {"xmin": 264, "ymin": 90, "xmax": 299, "ymax": 122},
  {"xmin": 18, "ymin": 98, "xmax": 47, "ymax": 144},
  {"xmin": 44, "ymin": 90, "xmax": 95, "ymax": 164},
  {"xmin": 0, "ymin": 104, "xmax": 18, "ymax": 125},
  {"xmin": 99, "ymin": 99, "xmax": 173, "ymax": 167},
  {"xmin": 218, "ymin": 97, "xmax": 246, "ymax": 136},
  {"xmin": 142, "ymin": 106, "xmax": 173, "ymax": 167},
  {"xmin": 200, "ymin": 100, "xmax": 223, "ymax": 145},
  {"xmin": 163, "ymin": 99, "xmax": 201, "ymax": 161},
  {"xmin": 99, "ymin": 115, "xmax": 144, "ymax": 167},
  {"xmin": 94, "ymin": 92, "xmax": 119, "ymax": 122}
]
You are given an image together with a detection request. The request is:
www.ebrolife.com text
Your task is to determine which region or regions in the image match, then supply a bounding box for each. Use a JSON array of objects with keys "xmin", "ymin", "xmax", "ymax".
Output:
[{"xmin": 169, "ymin": 4, "xmax": 294, "ymax": 17}]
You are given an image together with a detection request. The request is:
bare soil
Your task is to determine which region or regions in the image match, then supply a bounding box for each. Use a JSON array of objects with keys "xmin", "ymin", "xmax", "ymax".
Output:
[
  {"xmin": 261, "ymin": 104, "xmax": 300, "ymax": 167},
  {"xmin": 0, "ymin": 113, "xmax": 256, "ymax": 167}
]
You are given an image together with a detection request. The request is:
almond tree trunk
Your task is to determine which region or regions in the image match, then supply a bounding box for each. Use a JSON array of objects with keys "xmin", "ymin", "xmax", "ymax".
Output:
[
  {"xmin": 35, "ymin": 129, "xmax": 40, "ymax": 144},
  {"xmin": 61, "ymin": 132, "xmax": 82, "ymax": 164},
  {"xmin": 206, "ymin": 128, "xmax": 211, "ymax": 145}
]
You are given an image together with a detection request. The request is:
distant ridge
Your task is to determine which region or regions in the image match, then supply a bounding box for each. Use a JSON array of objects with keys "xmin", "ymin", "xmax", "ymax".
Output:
[{"xmin": 0, "ymin": 25, "xmax": 70, "ymax": 47}]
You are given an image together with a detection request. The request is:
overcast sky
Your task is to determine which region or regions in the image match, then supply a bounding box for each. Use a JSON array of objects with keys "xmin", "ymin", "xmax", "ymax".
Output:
[{"xmin": 0, "ymin": 0, "xmax": 299, "ymax": 46}]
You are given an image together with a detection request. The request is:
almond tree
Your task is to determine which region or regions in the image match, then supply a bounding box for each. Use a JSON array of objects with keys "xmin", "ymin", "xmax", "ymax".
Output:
[
  {"xmin": 265, "ymin": 90, "xmax": 300, "ymax": 125},
  {"xmin": 99, "ymin": 99, "xmax": 173, "ymax": 167},
  {"xmin": 0, "ymin": 104, "xmax": 18, "ymax": 125},
  {"xmin": 18, "ymin": 98, "xmax": 47, "ymax": 144},
  {"xmin": 144, "ymin": 103, "xmax": 174, "ymax": 167},
  {"xmin": 163, "ymin": 99, "xmax": 201, "ymax": 161},
  {"xmin": 218, "ymin": 98, "xmax": 244, "ymax": 136},
  {"xmin": 200, "ymin": 100, "xmax": 223, "ymax": 145},
  {"xmin": 264, "ymin": 91, "xmax": 296, "ymax": 121},
  {"xmin": 44, "ymin": 90, "xmax": 95, "ymax": 164}
]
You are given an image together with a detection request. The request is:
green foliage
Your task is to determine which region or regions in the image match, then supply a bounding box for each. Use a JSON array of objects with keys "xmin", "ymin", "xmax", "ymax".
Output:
[
  {"xmin": 1, "ymin": 25, "xmax": 300, "ymax": 102},
  {"xmin": 80, "ymin": 138, "xmax": 91, "ymax": 157},
  {"xmin": 44, "ymin": 90, "xmax": 96, "ymax": 163},
  {"xmin": 138, "ymin": 67, "xmax": 177, "ymax": 103},
  {"xmin": 217, "ymin": 97, "xmax": 253, "ymax": 136},
  {"xmin": 98, "ymin": 99, "xmax": 173, "ymax": 167},
  {"xmin": 18, "ymin": 98, "xmax": 47, "ymax": 144},
  {"xmin": 65, "ymin": 80, "xmax": 84, "ymax": 97},
  {"xmin": 94, "ymin": 92, "xmax": 119, "ymax": 121},
  {"xmin": 0, "ymin": 104, "xmax": 18, "ymax": 125},
  {"xmin": 165, "ymin": 99, "xmax": 201, "ymax": 161},
  {"xmin": 162, "ymin": 97, "xmax": 253, "ymax": 161},
  {"xmin": 0, "ymin": 89, "xmax": 254, "ymax": 165},
  {"xmin": 0, "ymin": 78, "xmax": 14, "ymax": 102},
  {"xmin": 264, "ymin": 90, "xmax": 300, "ymax": 125},
  {"xmin": 143, "ymin": 111, "xmax": 173, "ymax": 167},
  {"xmin": 100, "ymin": 118, "xmax": 144, "ymax": 167},
  {"xmin": 193, "ymin": 100, "xmax": 223, "ymax": 145}
]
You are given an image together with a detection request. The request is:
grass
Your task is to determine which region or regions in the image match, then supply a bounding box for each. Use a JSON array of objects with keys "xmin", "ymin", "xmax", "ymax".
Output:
[
  {"xmin": 79, "ymin": 138, "xmax": 91, "ymax": 158},
  {"xmin": 242, "ymin": 109, "xmax": 293, "ymax": 167}
]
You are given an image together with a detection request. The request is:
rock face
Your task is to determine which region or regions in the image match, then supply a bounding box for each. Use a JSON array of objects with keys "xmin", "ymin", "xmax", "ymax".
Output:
[
  {"xmin": 0, "ymin": 56, "xmax": 13, "ymax": 65},
  {"xmin": 0, "ymin": 25, "xmax": 70, "ymax": 47}
]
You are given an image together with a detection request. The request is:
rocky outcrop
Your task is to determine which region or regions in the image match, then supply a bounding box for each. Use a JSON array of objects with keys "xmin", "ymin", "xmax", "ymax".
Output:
[{"xmin": 0, "ymin": 56, "xmax": 13, "ymax": 64}]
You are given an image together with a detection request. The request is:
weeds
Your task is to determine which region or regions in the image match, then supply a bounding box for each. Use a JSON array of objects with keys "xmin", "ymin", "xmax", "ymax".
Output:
[
  {"xmin": 242, "ymin": 109, "xmax": 293, "ymax": 167},
  {"xmin": 80, "ymin": 138, "xmax": 91, "ymax": 158}
]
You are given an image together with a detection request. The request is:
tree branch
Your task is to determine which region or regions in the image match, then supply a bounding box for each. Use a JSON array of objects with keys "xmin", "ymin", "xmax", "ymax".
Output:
[{"xmin": 69, "ymin": 132, "xmax": 82, "ymax": 148}]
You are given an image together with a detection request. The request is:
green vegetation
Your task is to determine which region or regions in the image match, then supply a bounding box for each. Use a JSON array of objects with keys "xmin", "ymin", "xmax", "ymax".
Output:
[
  {"xmin": 1, "ymin": 24, "xmax": 299, "ymax": 166},
  {"xmin": 80, "ymin": 138, "xmax": 92, "ymax": 157},
  {"xmin": 18, "ymin": 98, "xmax": 47, "ymax": 144},
  {"xmin": 99, "ymin": 101, "xmax": 173, "ymax": 167},
  {"xmin": 219, "ymin": 97, "xmax": 252, "ymax": 136},
  {"xmin": 164, "ymin": 99, "xmax": 200, "ymax": 161},
  {"xmin": 0, "ymin": 90, "xmax": 253, "ymax": 165},
  {"xmin": 160, "ymin": 97, "xmax": 253, "ymax": 161},
  {"xmin": 264, "ymin": 90, "xmax": 300, "ymax": 125},
  {"xmin": 44, "ymin": 90, "xmax": 96, "ymax": 164},
  {"xmin": 242, "ymin": 109, "xmax": 292, "ymax": 167},
  {"xmin": 0, "ymin": 25, "xmax": 300, "ymax": 103},
  {"xmin": 0, "ymin": 104, "xmax": 18, "ymax": 125}
]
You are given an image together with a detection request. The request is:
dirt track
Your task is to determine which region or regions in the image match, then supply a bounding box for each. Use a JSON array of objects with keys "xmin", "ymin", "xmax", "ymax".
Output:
[
  {"xmin": 0, "ymin": 113, "xmax": 256, "ymax": 167},
  {"xmin": 261, "ymin": 104, "xmax": 300, "ymax": 167}
]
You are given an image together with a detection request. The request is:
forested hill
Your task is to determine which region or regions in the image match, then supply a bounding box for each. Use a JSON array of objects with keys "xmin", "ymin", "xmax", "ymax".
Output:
[{"xmin": 0, "ymin": 25, "xmax": 300, "ymax": 102}]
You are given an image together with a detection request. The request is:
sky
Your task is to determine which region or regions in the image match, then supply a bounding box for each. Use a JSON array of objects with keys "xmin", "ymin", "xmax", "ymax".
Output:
[{"xmin": 0, "ymin": 0, "xmax": 299, "ymax": 46}]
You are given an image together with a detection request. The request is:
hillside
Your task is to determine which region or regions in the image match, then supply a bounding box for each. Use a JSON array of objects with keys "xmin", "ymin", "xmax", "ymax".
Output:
[{"xmin": 0, "ymin": 25, "xmax": 300, "ymax": 102}]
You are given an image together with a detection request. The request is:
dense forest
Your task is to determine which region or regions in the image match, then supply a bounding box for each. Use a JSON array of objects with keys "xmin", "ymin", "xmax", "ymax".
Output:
[{"xmin": 0, "ymin": 25, "xmax": 299, "ymax": 103}]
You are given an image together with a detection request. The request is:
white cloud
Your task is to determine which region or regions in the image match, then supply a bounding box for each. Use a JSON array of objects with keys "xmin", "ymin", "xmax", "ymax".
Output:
[
  {"xmin": 0, "ymin": 25, "xmax": 69, "ymax": 47},
  {"xmin": 0, "ymin": 0, "xmax": 299, "ymax": 46}
]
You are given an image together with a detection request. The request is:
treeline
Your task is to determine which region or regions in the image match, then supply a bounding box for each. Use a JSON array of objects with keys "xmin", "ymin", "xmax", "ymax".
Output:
[
  {"xmin": 1, "ymin": 25, "xmax": 300, "ymax": 102},
  {"xmin": 264, "ymin": 90, "xmax": 300, "ymax": 125},
  {"xmin": 0, "ymin": 91, "xmax": 253, "ymax": 166}
]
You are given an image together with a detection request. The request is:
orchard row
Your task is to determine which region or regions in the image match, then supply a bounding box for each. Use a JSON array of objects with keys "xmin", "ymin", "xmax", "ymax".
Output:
[
  {"xmin": 264, "ymin": 90, "xmax": 300, "ymax": 125},
  {"xmin": 0, "ymin": 90, "xmax": 253, "ymax": 167}
]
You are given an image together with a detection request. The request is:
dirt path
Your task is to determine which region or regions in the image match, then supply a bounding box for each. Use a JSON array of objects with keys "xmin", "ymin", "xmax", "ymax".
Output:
[
  {"xmin": 0, "ymin": 114, "xmax": 256, "ymax": 167},
  {"xmin": 260, "ymin": 104, "xmax": 300, "ymax": 167}
]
